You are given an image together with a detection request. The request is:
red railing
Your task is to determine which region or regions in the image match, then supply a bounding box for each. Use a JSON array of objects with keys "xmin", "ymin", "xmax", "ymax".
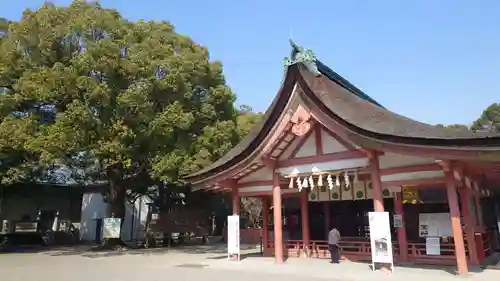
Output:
[
  {"xmin": 257, "ymin": 229, "xmax": 495, "ymax": 266},
  {"xmin": 476, "ymin": 232, "xmax": 492, "ymax": 263},
  {"xmin": 266, "ymin": 237, "xmax": 375, "ymax": 260},
  {"xmin": 266, "ymin": 237, "xmax": 460, "ymax": 265}
]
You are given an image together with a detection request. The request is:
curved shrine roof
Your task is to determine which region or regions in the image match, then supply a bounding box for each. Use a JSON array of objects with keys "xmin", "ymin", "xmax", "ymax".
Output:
[{"xmin": 185, "ymin": 41, "xmax": 500, "ymax": 184}]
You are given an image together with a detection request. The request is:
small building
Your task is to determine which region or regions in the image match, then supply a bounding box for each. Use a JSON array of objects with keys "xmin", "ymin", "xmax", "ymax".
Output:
[
  {"xmin": 0, "ymin": 183, "xmax": 82, "ymax": 231},
  {"xmin": 185, "ymin": 41, "xmax": 500, "ymax": 275},
  {"xmin": 0, "ymin": 182, "xmax": 151, "ymax": 245}
]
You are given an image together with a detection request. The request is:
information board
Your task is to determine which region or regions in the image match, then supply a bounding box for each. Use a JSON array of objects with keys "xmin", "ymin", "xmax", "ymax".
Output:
[
  {"xmin": 425, "ymin": 237, "xmax": 441, "ymax": 255},
  {"xmin": 418, "ymin": 213, "xmax": 452, "ymax": 237},
  {"xmin": 103, "ymin": 218, "xmax": 121, "ymax": 239},
  {"xmin": 368, "ymin": 212, "xmax": 394, "ymax": 272},
  {"xmin": 227, "ymin": 215, "xmax": 240, "ymax": 261}
]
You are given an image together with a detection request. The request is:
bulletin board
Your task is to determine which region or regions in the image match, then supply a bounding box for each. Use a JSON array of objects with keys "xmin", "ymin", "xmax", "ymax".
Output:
[{"xmin": 418, "ymin": 213, "xmax": 452, "ymax": 237}]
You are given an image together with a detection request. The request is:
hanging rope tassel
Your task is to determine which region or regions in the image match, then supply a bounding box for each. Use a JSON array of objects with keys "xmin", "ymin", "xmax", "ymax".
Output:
[
  {"xmin": 296, "ymin": 177, "xmax": 302, "ymax": 192},
  {"xmin": 308, "ymin": 175, "xmax": 314, "ymax": 190},
  {"xmin": 335, "ymin": 174, "xmax": 340, "ymax": 187},
  {"xmin": 289, "ymin": 177, "xmax": 294, "ymax": 189},
  {"xmin": 302, "ymin": 177, "xmax": 308, "ymax": 188},
  {"xmin": 327, "ymin": 174, "xmax": 334, "ymax": 190},
  {"xmin": 318, "ymin": 174, "xmax": 323, "ymax": 187},
  {"xmin": 344, "ymin": 171, "xmax": 350, "ymax": 187}
]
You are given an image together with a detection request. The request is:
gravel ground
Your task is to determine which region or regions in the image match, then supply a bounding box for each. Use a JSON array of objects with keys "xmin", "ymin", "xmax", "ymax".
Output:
[{"xmin": 0, "ymin": 247, "xmax": 329, "ymax": 281}]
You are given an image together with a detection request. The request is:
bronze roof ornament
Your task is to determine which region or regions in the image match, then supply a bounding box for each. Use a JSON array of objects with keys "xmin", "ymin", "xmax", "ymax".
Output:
[{"xmin": 284, "ymin": 39, "xmax": 321, "ymax": 76}]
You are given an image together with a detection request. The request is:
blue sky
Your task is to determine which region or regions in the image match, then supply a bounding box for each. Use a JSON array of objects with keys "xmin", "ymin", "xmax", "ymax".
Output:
[{"xmin": 3, "ymin": 1, "xmax": 500, "ymax": 126}]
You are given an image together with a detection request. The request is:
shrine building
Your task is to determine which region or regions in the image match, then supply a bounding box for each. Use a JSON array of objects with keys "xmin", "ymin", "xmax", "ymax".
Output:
[{"xmin": 185, "ymin": 41, "xmax": 500, "ymax": 275}]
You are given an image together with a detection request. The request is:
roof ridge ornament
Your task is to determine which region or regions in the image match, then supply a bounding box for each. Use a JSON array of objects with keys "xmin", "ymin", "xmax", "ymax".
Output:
[{"xmin": 284, "ymin": 39, "xmax": 321, "ymax": 76}]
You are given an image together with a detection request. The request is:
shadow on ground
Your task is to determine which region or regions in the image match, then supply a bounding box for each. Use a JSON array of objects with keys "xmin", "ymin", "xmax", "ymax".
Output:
[
  {"xmin": 206, "ymin": 252, "xmax": 264, "ymax": 261},
  {"xmin": 0, "ymin": 243, "xmax": 260, "ymax": 259}
]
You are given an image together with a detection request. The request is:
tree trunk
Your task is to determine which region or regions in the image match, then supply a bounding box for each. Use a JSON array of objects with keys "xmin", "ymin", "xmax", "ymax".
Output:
[
  {"xmin": 105, "ymin": 163, "xmax": 126, "ymax": 248},
  {"xmin": 107, "ymin": 163, "xmax": 126, "ymax": 218}
]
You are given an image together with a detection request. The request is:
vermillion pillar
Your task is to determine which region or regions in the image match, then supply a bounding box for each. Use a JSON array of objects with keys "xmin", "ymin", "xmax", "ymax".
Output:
[
  {"xmin": 300, "ymin": 189, "xmax": 310, "ymax": 256},
  {"xmin": 369, "ymin": 152, "xmax": 384, "ymax": 212},
  {"xmin": 272, "ymin": 171, "xmax": 284, "ymax": 263},
  {"xmin": 393, "ymin": 192, "xmax": 408, "ymax": 261},
  {"xmin": 231, "ymin": 184, "xmax": 240, "ymax": 215},
  {"xmin": 445, "ymin": 172, "xmax": 468, "ymax": 275},
  {"xmin": 262, "ymin": 197, "xmax": 269, "ymax": 253},
  {"xmin": 459, "ymin": 186, "xmax": 480, "ymax": 266}
]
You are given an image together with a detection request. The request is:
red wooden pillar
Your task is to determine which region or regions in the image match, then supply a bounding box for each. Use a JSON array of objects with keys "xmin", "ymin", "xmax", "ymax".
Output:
[
  {"xmin": 323, "ymin": 201, "xmax": 330, "ymax": 239},
  {"xmin": 231, "ymin": 184, "xmax": 240, "ymax": 215},
  {"xmin": 459, "ymin": 186, "xmax": 480, "ymax": 266},
  {"xmin": 262, "ymin": 197, "xmax": 269, "ymax": 252},
  {"xmin": 300, "ymin": 189, "xmax": 310, "ymax": 256},
  {"xmin": 369, "ymin": 152, "xmax": 384, "ymax": 212},
  {"xmin": 393, "ymin": 192, "xmax": 408, "ymax": 261},
  {"xmin": 272, "ymin": 171, "xmax": 284, "ymax": 263},
  {"xmin": 445, "ymin": 172, "xmax": 468, "ymax": 275}
]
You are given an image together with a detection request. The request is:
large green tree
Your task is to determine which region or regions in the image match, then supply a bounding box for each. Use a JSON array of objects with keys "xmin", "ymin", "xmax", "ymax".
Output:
[
  {"xmin": 471, "ymin": 103, "xmax": 500, "ymax": 133},
  {"xmin": 0, "ymin": 1, "xmax": 239, "ymax": 219}
]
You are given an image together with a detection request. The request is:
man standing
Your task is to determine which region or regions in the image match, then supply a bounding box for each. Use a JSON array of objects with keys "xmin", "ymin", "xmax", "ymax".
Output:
[{"xmin": 328, "ymin": 226, "xmax": 341, "ymax": 264}]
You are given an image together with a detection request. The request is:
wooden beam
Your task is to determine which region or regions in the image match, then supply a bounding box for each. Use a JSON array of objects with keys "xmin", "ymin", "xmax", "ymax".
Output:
[
  {"xmin": 382, "ymin": 177, "xmax": 446, "ymax": 188},
  {"xmin": 279, "ymin": 150, "xmax": 366, "ymax": 167},
  {"xmin": 379, "ymin": 163, "xmax": 442, "ymax": 175},
  {"xmin": 238, "ymin": 180, "xmax": 274, "ymax": 188},
  {"xmin": 239, "ymin": 191, "xmax": 299, "ymax": 197}
]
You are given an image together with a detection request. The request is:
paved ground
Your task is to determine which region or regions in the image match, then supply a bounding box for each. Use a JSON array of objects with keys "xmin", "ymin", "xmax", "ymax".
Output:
[{"xmin": 1, "ymin": 245, "xmax": 500, "ymax": 281}]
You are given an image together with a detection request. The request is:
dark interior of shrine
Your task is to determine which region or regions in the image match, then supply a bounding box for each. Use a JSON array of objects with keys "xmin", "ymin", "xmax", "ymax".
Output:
[{"xmin": 280, "ymin": 187, "xmax": 476, "ymax": 243}]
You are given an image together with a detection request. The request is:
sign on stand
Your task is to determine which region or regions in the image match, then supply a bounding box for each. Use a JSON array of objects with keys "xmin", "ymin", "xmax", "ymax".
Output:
[
  {"xmin": 103, "ymin": 218, "xmax": 122, "ymax": 239},
  {"xmin": 227, "ymin": 215, "xmax": 240, "ymax": 261},
  {"xmin": 368, "ymin": 212, "xmax": 394, "ymax": 273}
]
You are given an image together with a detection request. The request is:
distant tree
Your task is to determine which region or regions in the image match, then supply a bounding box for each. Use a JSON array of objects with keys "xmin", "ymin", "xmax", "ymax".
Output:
[
  {"xmin": 236, "ymin": 105, "xmax": 263, "ymax": 137},
  {"xmin": 435, "ymin": 124, "xmax": 470, "ymax": 131},
  {"xmin": 471, "ymin": 103, "xmax": 500, "ymax": 133},
  {"xmin": 240, "ymin": 197, "xmax": 263, "ymax": 228}
]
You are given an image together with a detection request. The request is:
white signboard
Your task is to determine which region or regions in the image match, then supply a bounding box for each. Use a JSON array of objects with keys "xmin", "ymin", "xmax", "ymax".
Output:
[
  {"xmin": 418, "ymin": 213, "xmax": 452, "ymax": 237},
  {"xmin": 425, "ymin": 237, "xmax": 441, "ymax": 255},
  {"xmin": 368, "ymin": 212, "xmax": 394, "ymax": 272},
  {"xmin": 227, "ymin": 215, "xmax": 240, "ymax": 261},
  {"xmin": 103, "ymin": 218, "xmax": 121, "ymax": 239}
]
